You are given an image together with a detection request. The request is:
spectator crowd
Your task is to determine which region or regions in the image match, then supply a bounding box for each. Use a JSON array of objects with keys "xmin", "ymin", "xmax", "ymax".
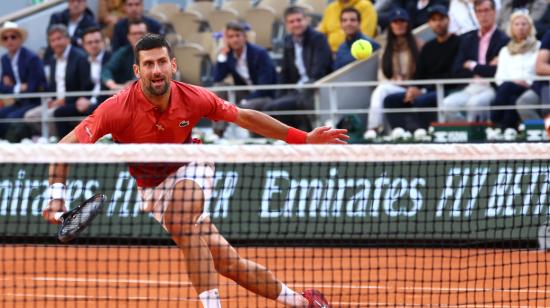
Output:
[{"xmin": 0, "ymin": 0, "xmax": 549, "ymax": 142}]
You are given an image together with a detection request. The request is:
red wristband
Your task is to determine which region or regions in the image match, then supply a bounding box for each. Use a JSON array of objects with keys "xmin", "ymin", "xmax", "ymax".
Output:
[{"xmin": 285, "ymin": 127, "xmax": 307, "ymax": 144}]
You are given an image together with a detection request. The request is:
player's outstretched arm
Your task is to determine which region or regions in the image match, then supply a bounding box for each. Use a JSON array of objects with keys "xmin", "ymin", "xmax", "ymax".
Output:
[
  {"xmin": 42, "ymin": 130, "xmax": 79, "ymax": 224},
  {"xmin": 234, "ymin": 108, "xmax": 349, "ymax": 144}
]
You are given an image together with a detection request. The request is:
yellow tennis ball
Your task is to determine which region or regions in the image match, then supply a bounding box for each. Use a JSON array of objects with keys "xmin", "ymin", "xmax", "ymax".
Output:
[{"xmin": 351, "ymin": 39, "xmax": 373, "ymax": 60}]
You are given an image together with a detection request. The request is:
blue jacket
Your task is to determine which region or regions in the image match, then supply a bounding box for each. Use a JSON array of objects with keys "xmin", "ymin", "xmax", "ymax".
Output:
[
  {"xmin": 0, "ymin": 47, "xmax": 47, "ymax": 104},
  {"xmin": 213, "ymin": 42, "xmax": 277, "ymax": 99},
  {"xmin": 452, "ymin": 28, "xmax": 509, "ymax": 78},
  {"xmin": 44, "ymin": 46, "xmax": 94, "ymax": 105},
  {"xmin": 111, "ymin": 16, "xmax": 163, "ymax": 51},
  {"xmin": 281, "ymin": 26, "xmax": 333, "ymax": 85},
  {"xmin": 333, "ymin": 32, "xmax": 380, "ymax": 70},
  {"xmin": 48, "ymin": 8, "xmax": 98, "ymax": 47}
]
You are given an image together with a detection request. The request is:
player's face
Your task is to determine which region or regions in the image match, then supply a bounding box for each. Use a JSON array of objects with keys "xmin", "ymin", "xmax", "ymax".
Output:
[
  {"xmin": 134, "ymin": 47, "xmax": 176, "ymax": 97},
  {"xmin": 428, "ymin": 14, "xmax": 449, "ymax": 37},
  {"xmin": 226, "ymin": 29, "xmax": 246, "ymax": 51},
  {"xmin": 285, "ymin": 13, "xmax": 308, "ymax": 37},
  {"xmin": 340, "ymin": 12, "xmax": 360, "ymax": 37},
  {"xmin": 82, "ymin": 31, "xmax": 104, "ymax": 57},
  {"xmin": 1, "ymin": 30, "xmax": 23, "ymax": 54},
  {"xmin": 511, "ymin": 16, "xmax": 530, "ymax": 42}
]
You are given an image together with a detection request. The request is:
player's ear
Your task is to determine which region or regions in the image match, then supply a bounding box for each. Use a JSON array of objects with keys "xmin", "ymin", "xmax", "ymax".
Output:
[
  {"xmin": 171, "ymin": 58, "xmax": 177, "ymax": 74},
  {"xmin": 133, "ymin": 64, "xmax": 140, "ymax": 79}
]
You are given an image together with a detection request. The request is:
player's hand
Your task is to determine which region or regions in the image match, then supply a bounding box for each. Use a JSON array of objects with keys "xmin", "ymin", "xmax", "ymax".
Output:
[
  {"xmin": 20, "ymin": 83, "xmax": 28, "ymax": 92},
  {"xmin": 42, "ymin": 199, "xmax": 67, "ymax": 224},
  {"xmin": 306, "ymin": 126, "xmax": 349, "ymax": 144}
]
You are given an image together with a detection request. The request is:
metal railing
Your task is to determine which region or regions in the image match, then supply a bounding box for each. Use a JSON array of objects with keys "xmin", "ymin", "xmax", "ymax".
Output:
[{"xmin": 1, "ymin": 76, "xmax": 550, "ymax": 138}]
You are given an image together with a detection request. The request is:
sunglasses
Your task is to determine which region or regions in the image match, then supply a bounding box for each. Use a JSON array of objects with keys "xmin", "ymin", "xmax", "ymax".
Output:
[{"xmin": 2, "ymin": 34, "xmax": 18, "ymax": 41}]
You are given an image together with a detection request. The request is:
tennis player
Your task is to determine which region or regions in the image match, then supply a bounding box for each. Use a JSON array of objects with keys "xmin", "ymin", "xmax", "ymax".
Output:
[{"xmin": 43, "ymin": 34, "xmax": 347, "ymax": 308}]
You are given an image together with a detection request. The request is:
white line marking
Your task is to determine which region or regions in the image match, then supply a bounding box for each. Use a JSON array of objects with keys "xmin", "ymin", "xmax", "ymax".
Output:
[{"xmin": 32, "ymin": 277, "xmax": 191, "ymax": 286}]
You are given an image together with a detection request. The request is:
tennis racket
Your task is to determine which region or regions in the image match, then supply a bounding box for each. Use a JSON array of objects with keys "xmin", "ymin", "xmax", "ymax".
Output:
[{"xmin": 56, "ymin": 193, "xmax": 107, "ymax": 243}]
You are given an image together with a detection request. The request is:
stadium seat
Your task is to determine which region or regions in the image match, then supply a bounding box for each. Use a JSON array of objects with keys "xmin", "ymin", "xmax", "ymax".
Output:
[
  {"xmin": 243, "ymin": 7, "xmax": 276, "ymax": 49},
  {"xmin": 169, "ymin": 10, "xmax": 202, "ymax": 41},
  {"xmin": 206, "ymin": 8, "xmax": 239, "ymax": 33},
  {"xmin": 186, "ymin": 32, "xmax": 216, "ymax": 62},
  {"xmin": 222, "ymin": 0, "xmax": 253, "ymax": 17},
  {"xmin": 294, "ymin": 0, "xmax": 327, "ymax": 16},
  {"xmin": 173, "ymin": 42, "xmax": 209, "ymax": 86},
  {"xmin": 186, "ymin": 1, "xmax": 216, "ymax": 21},
  {"xmin": 146, "ymin": 11, "xmax": 168, "ymax": 24},
  {"xmin": 149, "ymin": 3, "xmax": 182, "ymax": 22},
  {"xmin": 257, "ymin": 0, "xmax": 290, "ymax": 20}
]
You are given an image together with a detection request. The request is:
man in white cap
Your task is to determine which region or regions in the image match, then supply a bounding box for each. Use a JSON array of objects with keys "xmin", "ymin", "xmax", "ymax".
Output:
[{"xmin": 0, "ymin": 21, "xmax": 47, "ymax": 141}]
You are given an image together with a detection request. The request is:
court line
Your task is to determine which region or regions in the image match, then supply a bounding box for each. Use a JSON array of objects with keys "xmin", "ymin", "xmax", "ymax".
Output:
[
  {"xmin": 4, "ymin": 294, "xmax": 547, "ymax": 307},
  {"xmin": 32, "ymin": 276, "xmax": 192, "ymax": 286},
  {"xmin": 10, "ymin": 276, "xmax": 550, "ymax": 295}
]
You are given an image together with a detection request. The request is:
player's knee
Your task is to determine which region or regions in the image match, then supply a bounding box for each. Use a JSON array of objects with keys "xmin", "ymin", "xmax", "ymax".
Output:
[
  {"xmin": 172, "ymin": 180, "xmax": 205, "ymax": 207},
  {"xmin": 215, "ymin": 253, "xmax": 243, "ymax": 278},
  {"xmin": 163, "ymin": 208, "xmax": 201, "ymax": 238}
]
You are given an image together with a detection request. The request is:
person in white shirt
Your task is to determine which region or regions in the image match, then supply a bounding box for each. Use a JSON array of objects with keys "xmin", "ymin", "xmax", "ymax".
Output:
[
  {"xmin": 80, "ymin": 26, "xmax": 111, "ymax": 110},
  {"xmin": 448, "ymin": 0, "xmax": 502, "ymax": 35},
  {"xmin": 491, "ymin": 10, "xmax": 540, "ymax": 129},
  {"xmin": 24, "ymin": 24, "xmax": 93, "ymax": 137}
]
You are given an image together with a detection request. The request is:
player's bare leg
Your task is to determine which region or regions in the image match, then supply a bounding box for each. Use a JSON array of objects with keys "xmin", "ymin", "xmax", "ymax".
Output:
[
  {"xmin": 197, "ymin": 216, "xmax": 310, "ymax": 307},
  {"xmin": 163, "ymin": 180, "xmax": 220, "ymax": 307}
]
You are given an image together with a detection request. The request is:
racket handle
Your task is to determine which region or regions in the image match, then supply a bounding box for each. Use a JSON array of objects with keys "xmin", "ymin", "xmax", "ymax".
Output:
[{"xmin": 54, "ymin": 212, "xmax": 64, "ymax": 222}]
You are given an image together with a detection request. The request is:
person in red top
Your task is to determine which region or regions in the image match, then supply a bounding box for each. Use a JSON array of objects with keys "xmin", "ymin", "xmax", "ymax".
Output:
[{"xmin": 43, "ymin": 34, "xmax": 347, "ymax": 308}]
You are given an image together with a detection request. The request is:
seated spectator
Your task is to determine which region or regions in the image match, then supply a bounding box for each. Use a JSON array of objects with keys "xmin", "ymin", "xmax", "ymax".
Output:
[
  {"xmin": 517, "ymin": 29, "xmax": 550, "ymax": 121},
  {"xmin": 491, "ymin": 11, "xmax": 540, "ymax": 129},
  {"xmin": 441, "ymin": 0, "xmax": 509, "ymax": 122},
  {"xmin": 334, "ymin": 7, "xmax": 380, "ymax": 70},
  {"xmin": 448, "ymin": 0, "xmax": 478, "ymax": 34},
  {"xmin": 0, "ymin": 21, "xmax": 46, "ymax": 141},
  {"xmin": 102, "ymin": 19, "xmax": 146, "ymax": 91},
  {"xmin": 318, "ymin": 0, "xmax": 377, "ymax": 53},
  {"xmin": 497, "ymin": 0, "xmax": 547, "ymax": 37},
  {"xmin": 449, "ymin": 0, "xmax": 502, "ymax": 34},
  {"xmin": 212, "ymin": 22, "xmax": 278, "ymax": 137},
  {"xmin": 384, "ymin": 5, "xmax": 460, "ymax": 131},
  {"xmin": 396, "ymin": 0, "xmax": 450, "ymax": 29},
  {"xmin": 367, "ymin": 8, "xmax": 420, "ymax": 132},
  {"xmin": 53, "ymin": 26, "xmax": 113, "ymax": 138},
  {"xmin": 213, "ymin": 22, "xmax": 277, "ymax": 105},
  {"xmin": 111, "ymin": 0, "xmax": 163, "ymax": 51},
  {"xmin": 48, "ymin": 0, "xmax": 98, "ymax": 48},
  {"xmin": 25, "ymin": 24, "xmax": 93, "ymax": 138},
  {"xmin": 262, "ymin": 6, "xmax": 332, "ymax": 130},
  {"xmin": 98, "ymin": 0, "xmax": 124, "ymax": 39}
]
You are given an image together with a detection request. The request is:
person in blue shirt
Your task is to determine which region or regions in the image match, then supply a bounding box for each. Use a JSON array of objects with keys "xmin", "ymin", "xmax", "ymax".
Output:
[{"xmin": 334, "ymin": 7, "xmax": 380, "ymax": 70}]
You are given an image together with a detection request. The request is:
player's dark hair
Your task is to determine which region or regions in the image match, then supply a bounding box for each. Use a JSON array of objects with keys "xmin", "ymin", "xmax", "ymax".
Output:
[
  {"xmin": 82, "ymin": 26, "xmax": 102, "ymax": 40},
  {"xmin": 381, "ymin": 20, "xmax": 419, "ymax": 79},
  {"xmin": 340, "ymin": 7, "xmax": 361, "ymax": 23},
  {"xmin": 284, "ymin": 6, "xmax": 306, "ymax": 20},
  {"xmin": 134, "ymin": 33, "xmax": 173, "ymax": 64}
]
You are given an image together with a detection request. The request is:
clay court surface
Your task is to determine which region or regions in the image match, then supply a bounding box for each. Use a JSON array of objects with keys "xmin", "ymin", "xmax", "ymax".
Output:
[{"xmin": 2, "ymin": 245, "xmax": 550, "ymax": 307}]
